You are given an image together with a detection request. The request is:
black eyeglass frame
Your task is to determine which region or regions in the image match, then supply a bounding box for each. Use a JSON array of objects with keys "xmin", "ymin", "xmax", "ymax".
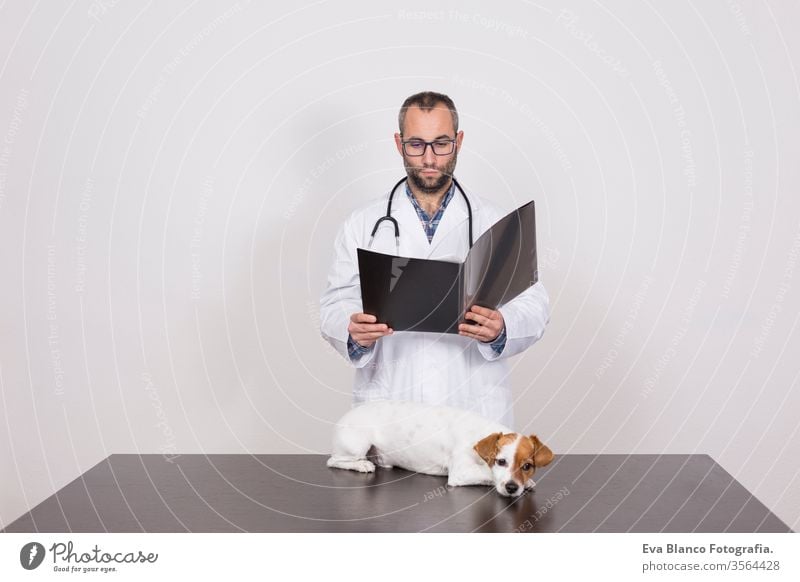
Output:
[{"xmin": 400, "ymin": 138, "xmax": 457, "ymax": 157}]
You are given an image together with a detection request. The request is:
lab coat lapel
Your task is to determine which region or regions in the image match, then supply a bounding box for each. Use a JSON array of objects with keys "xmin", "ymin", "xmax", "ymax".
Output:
[
  {"xmin": 396, "ymin": 190, "xmax": 435, "ymax": 257},
  {"xmin": 396, "ymin": 182, "xmax": 475, "ymax": 260},
  {"xmin": 428, "ymin": 188, "xmax": 469, "ymax": 260}
]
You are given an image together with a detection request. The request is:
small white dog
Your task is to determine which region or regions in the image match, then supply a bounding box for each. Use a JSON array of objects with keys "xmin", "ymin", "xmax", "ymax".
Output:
[{"xmin": 327, "ymin": 400, "xmax": 554, "ymax": 497}]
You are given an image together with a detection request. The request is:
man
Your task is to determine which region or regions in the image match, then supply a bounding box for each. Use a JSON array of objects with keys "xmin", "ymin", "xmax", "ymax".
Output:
[{"xmin": 319, "ymin": 91, "xmax": 550, "ymax": 425}]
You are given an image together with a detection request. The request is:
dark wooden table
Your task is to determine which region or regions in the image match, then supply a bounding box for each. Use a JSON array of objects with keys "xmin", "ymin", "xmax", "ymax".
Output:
[{"xmin": 3, "ymin": 454, "xmax": 791, "ymax": 533}]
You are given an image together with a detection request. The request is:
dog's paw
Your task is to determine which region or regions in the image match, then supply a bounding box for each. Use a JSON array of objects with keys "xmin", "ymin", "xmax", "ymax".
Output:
[
  {"xmin": 447, "ymin": 477, "xmax": 491, "ymax": 487},
  {"xmin": 352, "ymin": 459, "xmax": 376, "ymax": 473},
  {"xmin": 326, "ymin": 457, "xmax": 376, "ymax": 473},
  {"xmin": 524, "ymin": 479, "xmax": 536, "ymax": 490}
]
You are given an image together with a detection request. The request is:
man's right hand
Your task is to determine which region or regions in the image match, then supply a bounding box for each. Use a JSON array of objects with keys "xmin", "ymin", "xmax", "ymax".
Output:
[{"xmin": 348, "ymin": 313, "xmax": 393, "ymax": 348}]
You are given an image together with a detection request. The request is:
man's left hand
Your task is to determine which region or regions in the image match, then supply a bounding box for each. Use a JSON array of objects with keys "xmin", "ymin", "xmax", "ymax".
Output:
[{"xmin": 458, "ymin": 305, "xmax": 504, "ymax": 343}]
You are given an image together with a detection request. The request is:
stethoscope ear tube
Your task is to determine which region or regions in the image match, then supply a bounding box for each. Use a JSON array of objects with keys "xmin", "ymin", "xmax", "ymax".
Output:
[{"xmin": 452, "ymin": 177, "xmax": 473, "ymax": 248}]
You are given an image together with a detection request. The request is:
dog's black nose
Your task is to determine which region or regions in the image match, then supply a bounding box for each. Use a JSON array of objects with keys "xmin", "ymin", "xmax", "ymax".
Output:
[{"xmin": 505, "ymin": 481, "xmax": 519, "ymax": 494}]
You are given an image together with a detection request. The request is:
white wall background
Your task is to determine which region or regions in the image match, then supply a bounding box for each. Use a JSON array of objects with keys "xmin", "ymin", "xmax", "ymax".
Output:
[{"xmin": 1, "ymin": 0, "xmax": 799, "ymax": 530}]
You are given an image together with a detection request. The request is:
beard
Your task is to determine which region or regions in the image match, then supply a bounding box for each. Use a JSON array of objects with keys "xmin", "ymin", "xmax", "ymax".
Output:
[{"xmin": 404, "ymin": 153, "xmax": 458, "ymax": 194}]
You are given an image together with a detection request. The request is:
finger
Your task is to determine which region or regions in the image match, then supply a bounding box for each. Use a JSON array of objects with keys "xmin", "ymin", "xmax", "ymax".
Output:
[
  {"xmin": 462, "ymin": 321, "xmax": 500, "ymax": 339},
  {"xmin": 350, "ymin": 331, "xmax": 388, "ymax": 342},
  {"xmin": 464, "ymin": 311, "xmax": 489, "ymax": 326},
  {"xmin": 459, "ymin": 323, "xmax": 488, "ymax": 338},
  {"xmin": 351, "ymin": 323, "xmax": 394, "ymax": 335},
  {"xmin": 350, "ymin": 313, "xmax": 377, "ymax": 323},
  {"xmin": 353, "ymin": 323, "xmax": 390, "ymax": 334},
  {"xmin": 354, "ymin": 330, "xmax": 392, "ymax": 342},
  {"xmin": 460, "ymin": 329, "xmax": 499, "ymax": 343},
  {"xmin": 469, "ymin": 305, "xmax": 496, "ymax": 318},
  {"xmin": 351, "ymin": 321, "xmax": 387, "ymax": 330},
  {"xmin": 352, "ymin": 313, "xmax": 378, "ymax": 323}
]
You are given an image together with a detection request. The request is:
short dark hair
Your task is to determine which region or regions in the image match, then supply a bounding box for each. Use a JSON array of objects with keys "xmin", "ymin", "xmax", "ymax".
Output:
[{"xmin": 398, "ymin": 91, "xmax": 459, "ymax": 135}]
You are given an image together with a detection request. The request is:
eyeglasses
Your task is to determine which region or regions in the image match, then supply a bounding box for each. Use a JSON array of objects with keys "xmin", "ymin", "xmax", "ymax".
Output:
[{"xmin": 401, "ymin": 138, "xmax": 456, "ymax": 156}]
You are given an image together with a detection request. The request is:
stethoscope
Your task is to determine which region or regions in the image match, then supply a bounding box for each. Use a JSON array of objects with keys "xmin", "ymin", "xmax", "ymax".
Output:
[{"xmin": 368, "ymin": 176, "xmax": 473, "ymax": 256}]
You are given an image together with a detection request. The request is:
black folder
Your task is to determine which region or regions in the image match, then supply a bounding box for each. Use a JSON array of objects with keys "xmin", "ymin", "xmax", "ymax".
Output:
[{"xmin": 357, "ymin": 200, "xmax": 537, "ymax": 334}]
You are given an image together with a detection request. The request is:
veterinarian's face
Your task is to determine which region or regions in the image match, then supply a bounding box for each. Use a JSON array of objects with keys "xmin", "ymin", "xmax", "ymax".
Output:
[{"xmin": 395, "ymin": 105, "xmax": 463, "ymax": 195}]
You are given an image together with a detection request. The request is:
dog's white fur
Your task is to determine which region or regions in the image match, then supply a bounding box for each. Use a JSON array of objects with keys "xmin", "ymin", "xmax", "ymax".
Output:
[{"xmin": 327, "ymin": 400, "xmax": 553, "ymax": 497}]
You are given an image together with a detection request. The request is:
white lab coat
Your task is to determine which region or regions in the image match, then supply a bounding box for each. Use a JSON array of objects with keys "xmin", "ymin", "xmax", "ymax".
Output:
[{"xmin": 319, "ymin": 183, "xmax": 550, "ymax": 426}]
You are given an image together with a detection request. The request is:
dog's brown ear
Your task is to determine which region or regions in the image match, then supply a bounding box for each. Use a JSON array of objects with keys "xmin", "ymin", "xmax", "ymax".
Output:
[
  {"xmin": 529, "ymin": 435, "xmax": 554, "ymax": 467},
  {"xmin": 473, "ymin": 432, "xmax": 502, "ymax": 465}
]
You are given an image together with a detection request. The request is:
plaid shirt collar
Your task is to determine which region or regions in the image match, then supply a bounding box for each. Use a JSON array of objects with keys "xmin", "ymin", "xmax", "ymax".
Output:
[{"xmin": 404, "ymin": 180, "xmax": 456, "ymax": 244}]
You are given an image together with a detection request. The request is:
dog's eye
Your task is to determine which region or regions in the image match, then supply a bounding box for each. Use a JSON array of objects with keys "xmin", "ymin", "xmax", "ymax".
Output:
[
  {"xmin": 496, "ymin": 459, "xmax": 506, "ymax": 466},
  {"xmin": 522, "ymin": 463, "xmax": 533, "ymax": 471}
]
